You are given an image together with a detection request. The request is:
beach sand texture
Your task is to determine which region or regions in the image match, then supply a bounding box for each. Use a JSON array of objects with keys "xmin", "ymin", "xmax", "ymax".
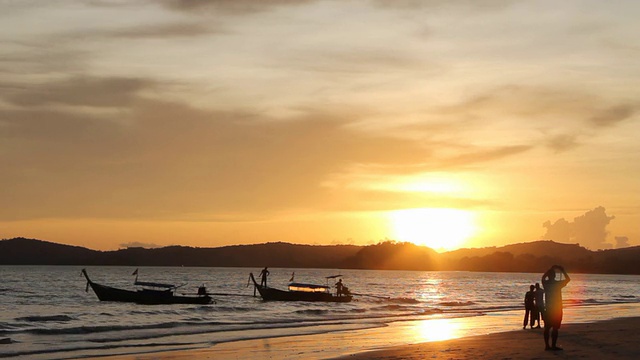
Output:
[
  {"xmin": 89, "ymin": 316, "xmax": 640, "ymax": 360},
  {"xmin": 336, "ymin": 317, "xmax": 640, "ymax": 359}
]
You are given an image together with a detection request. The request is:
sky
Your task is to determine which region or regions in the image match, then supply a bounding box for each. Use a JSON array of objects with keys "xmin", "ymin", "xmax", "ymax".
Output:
[{"xmin": 1, "ymin": 0, "xmax": 639, "ymax": 252}]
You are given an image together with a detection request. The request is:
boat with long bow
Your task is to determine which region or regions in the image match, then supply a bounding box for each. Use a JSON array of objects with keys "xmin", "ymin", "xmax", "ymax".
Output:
[
  {"xmin": 249, "ymin": 272, "xmax": 352, "ymax": 302},
  {"xmin": 81, "ymin": 269, "xmax": 213, "ymax": 305}
]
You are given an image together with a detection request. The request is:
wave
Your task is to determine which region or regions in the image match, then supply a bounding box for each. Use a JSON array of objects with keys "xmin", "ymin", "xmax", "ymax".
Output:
[
  {"xmin": 0, "ymin": 338, "xmax": 201, "ymax": 359},
  {"xmin": 369, "ymin": 304, "xmax": 441, "ymax": 317},
  {"xmin": 0, "ymin": 321, "xmax": 387, "ymax": 359},
  {"xmin": 370, "ymin": 304, "xmax": 414, "ymax": 311},
  {"xmin": 341, "ymin": 308, "xmax": 368, "ymax": 314},
  {"xmin": 564, "ymin": 298, "xmax": 604, "ymax": 306},
  {"xmin": 439, "ymin": 301, "xmax": 476, "ymax": 307},
  {"xmin": 15, "ymin": 315, "xmax": 74, "ymax": 322},
  {"xmin": 387, "ymin": 297, "xmax": 421, "ymax": 304},
  {"xmin": 295, "ymin": 309, "xmax": 329, "ymax": 315},
  {"xmin": 564, "ymin": 298, "xmax": 640, "ymax": 307},
  {"xmin": 129, "ymin": 309, "xmax": 182, "ymax": 316},
  {"xmin": 4, "ymin": 320, "xmax": 205, "ymax": 336},
  {"xmin": 202, "ymin": 305, "xmax": 256, "ymax": 313},
  {"xmin": 0, "ymin": 323, "xmax": 19, "ymax": 331}
]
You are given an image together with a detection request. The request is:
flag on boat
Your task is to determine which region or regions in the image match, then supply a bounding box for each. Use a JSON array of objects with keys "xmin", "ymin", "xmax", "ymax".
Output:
[
  {"xmin": 289, "ymin": 272, "xmax": 295, "ymax": 282},
  {"xmin": 132, "ymin": 268, "xmax": 138, "ymax": 276}
]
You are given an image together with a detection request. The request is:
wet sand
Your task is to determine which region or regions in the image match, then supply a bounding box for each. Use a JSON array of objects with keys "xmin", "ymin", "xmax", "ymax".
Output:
[
  {"xmin": 333, "ymin": 316, "xmax": 640, "ymax": 360},
  {"xmin": 86, "ymin": 308, "xmax": 640, "ymax": 360}
]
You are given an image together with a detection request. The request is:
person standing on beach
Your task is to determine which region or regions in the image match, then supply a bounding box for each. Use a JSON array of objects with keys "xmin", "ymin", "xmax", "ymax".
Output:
[
  {"xmin": 542, "ymin": 265, "xmax": 571, "ymax": 351},
  {"xmin": 533, "ymin": 282, "xmax": 544, "ymax": 328},
  {"xmin": 523, "ymin": 284, "xmax": 536, "ymax": 329},
  {"xmin": 259, "ymin": 267, "xmax": 270, "ymax": 288}
]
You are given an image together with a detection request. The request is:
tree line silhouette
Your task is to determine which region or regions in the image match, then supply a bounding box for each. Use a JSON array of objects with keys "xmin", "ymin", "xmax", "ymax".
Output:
[{"xmin": 1, "ymin": 237, "xmax": 638, "ymax": 274}]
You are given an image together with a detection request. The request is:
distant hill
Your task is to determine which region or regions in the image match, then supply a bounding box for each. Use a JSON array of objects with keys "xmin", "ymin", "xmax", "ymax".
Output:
[
  {"xmin": 0, "ymin": 237, "xmax": 105, "ymax": 265},
  {"xmin": 340, "ymin": 241, "xmax": 439, "ymax": 270},
  {"xmin": 1, "ymin": 237, "xmax": 639, "ymax": 274},
  {"xmin": 440, "ymin": 240, "xmax": 640, "ymax": 274},
  {"xmin": 443, "ymin": 240, "xmax": 592, "ymax": 260},
  {"xmin": 0, "ymin": 237, "xmax": 360, "ymax": 268}
]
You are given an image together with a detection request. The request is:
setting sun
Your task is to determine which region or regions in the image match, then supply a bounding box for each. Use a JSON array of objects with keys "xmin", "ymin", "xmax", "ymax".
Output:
[{"xmin": 389, "ymin": 208, "xmax": 476, "ymax": 251}]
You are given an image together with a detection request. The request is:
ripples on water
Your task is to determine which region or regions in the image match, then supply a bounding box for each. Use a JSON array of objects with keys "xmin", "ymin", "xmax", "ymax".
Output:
[{"xmin": 0, "ymin": 266, "xmax": 638, "ymax": 358}]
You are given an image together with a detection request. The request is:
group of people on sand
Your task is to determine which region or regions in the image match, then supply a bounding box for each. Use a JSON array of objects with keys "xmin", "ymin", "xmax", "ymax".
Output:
[
  {"xmin": 523, "ymin": 282, "xmax": 544, "ymax": 329},
  {"xmin": 524, "ymin": 265, "xmax": 571, "ymax": 351}
]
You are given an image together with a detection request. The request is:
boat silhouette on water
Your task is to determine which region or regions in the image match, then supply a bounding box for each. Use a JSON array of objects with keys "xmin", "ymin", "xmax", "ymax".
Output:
[
  {"xmin": 249, "ymin": 272, "xmax": 353, "ymax": 302},
  {"xmin": 81, "ymin": 269, "xmax": 213, "ymax": 305}
]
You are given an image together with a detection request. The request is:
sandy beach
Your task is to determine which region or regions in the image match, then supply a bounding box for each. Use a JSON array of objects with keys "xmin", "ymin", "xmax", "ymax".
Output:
[
  {"xmin": 85, "ymin": 306, "xmax": 640, "ymax": 360},
  {"xmin": 334, "ymin": 317, "xmax": 640, "ymax": 360}
]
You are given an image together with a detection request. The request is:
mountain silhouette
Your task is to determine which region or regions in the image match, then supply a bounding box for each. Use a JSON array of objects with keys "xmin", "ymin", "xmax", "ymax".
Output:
[{"xmin": 1, "ymin": 237, "xmax": 638, "ymax": 274}]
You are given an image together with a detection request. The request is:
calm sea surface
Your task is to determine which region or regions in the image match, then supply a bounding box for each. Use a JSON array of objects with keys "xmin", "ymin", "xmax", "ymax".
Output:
[{"xmin": 0, "ymin": 266, "xmax": 638, "ymax": 359}]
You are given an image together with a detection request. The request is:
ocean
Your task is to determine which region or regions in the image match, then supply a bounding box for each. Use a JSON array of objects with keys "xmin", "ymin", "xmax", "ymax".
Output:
[{"xmin": 1, "ymin": 266, "xmax": 638, "ymax": 359}]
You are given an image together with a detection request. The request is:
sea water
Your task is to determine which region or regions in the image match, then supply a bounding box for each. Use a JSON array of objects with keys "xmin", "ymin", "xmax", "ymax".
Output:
[{"xmin": 0, "ymin": 266, "xmax": 638, "ymax": 359}]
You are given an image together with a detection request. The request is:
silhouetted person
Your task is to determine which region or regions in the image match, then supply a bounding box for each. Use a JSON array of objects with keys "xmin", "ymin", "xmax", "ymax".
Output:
[
  {"xmin": 534, "ymin": 282, "xmax": 544, "ymax": 328},
  {"xmin": 335, "ymin": 279, "xmax": 345, "ymax": 296},
  {"xmin": 542, "ymin": 265, "xmax": 570, "ymax": 351},
  {"xmin": 523, "ymin": 284, "xmax": 536, "ymax": 329},
  {"xmin": 259, "ymin": 267, "xmax": 269, "ymax": 288}
]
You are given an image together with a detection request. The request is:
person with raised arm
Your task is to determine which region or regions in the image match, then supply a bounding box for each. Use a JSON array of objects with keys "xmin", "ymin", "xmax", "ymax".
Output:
[{"xmin": 541, "ymin": 265, "xmax": 571, "ymax": 351}]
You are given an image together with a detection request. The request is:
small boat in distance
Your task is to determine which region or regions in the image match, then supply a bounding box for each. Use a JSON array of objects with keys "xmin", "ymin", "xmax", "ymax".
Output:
[
  {"xmin": 81, "ymin": 269, "xmax": 213, "ymax": 305},
  {"xmin": 249, "ymin": 272, "xmax": 353, "ymax": 302}
]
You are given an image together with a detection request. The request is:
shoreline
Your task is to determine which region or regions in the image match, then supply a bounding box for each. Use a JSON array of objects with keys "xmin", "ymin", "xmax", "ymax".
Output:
[
  {"xmin": 83, "ymin": 303, "xmax": 640, "ymax": 360},
  {"xmin": 332, "ymin": 316, "xmax": 640, "ymax": 360}
]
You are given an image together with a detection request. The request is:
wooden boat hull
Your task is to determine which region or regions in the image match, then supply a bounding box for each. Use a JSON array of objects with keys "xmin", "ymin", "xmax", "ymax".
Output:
[
  {"xmin": 249, "ymin": 273, "xmax": 352, "ymax": 303},
  {"xmin": 82, "ymin": 269, "xmax": 212, "ymax": 305}
]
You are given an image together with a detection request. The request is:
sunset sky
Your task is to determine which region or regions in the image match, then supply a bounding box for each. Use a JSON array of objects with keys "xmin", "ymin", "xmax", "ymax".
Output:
[{"xmin": 1, "ymin": 0, "xmax": 638, "ymax": 252}]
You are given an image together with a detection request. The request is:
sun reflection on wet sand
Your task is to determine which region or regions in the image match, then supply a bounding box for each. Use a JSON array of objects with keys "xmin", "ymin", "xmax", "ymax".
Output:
[
  {"xmin": 411, "ymin": 317, "xmax": 463, "ymax": 342},
  {"xmin": 85, "ymin": 304, "xmax": 640, "ymax": 360}
]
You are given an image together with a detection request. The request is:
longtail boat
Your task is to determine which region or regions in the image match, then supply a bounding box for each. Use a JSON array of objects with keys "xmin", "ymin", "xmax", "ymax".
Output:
[
  {"xmin": 249, "ymin": 272, "xmax": 352, "ymax": 302},
  {"xmin": 81, "ymin": 269, "xmax": 213, "ymax": 305}
]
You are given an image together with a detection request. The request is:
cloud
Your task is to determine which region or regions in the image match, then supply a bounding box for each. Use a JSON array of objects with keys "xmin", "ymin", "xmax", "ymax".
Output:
[
  {"xmin": 0, "ymin": 92, "xmax": 440, "ymax": 221},
  {"xmin": 326, "ymin": 189, "xmax": 496, "ymax": 213},
  {"xmin": 546, "ymin": 134, "xmax": 580, "ymax": 153},
  {"xmin": 1, "ymin": 76, "xmax": 524, "ymax": 223},
  {"xmin": 159, "ymin": 0, "xmax": 314, "ymax": 14},
  {"xmin": 160, "ymin": 0, "xmax": 517, "ymax": 15},
  {"xmin": 542, "ymin": 206, "xmax": 616, "ymax": 249},
  {"xmin": 425, "ymin": 85, "xmax": 640, "ymax": 155},
  {"xmin": 10, "ymin": 74, "xmax": 610, "ymax": 223},
  {"xmin": 104, "ymin": 22, "xmax": 224, "ymax": 39},
  {"xmin": 542, "ymin": 218, "xmax": 572, "ymax": 243},
  {"xmin": 588, "ymin": 104, "xmax": 638, "ymax": 128},
  {"xmin": 371, "ymin": 0, "xmax": 515, "ymax": 11},
  {"xmin": 282, "ymin": 48, "xmax": 437, "ymax": 76},
  {"xmin": 3, "ymin": 76, "xmax": 155, "ymax": 108},
  {"xmin": 614, "ymin": 236, "xmax": 630, "ymax": 249},
  {"xmin": 572, "ymin": 207, "xmax": 615, "ymax": 249},
  {"xmin": 0, "ymin": 41, "xmax": 86, "ymax": 76},
  {"xmin": 442, "ymin": 145, "xmax": 532, "ymax": 168}
]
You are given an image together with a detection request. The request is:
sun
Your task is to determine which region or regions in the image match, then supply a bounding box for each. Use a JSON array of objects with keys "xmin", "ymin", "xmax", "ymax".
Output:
[{"xmin": 388, "ymin": 208, "xmax": 476, "ymax": 251}]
